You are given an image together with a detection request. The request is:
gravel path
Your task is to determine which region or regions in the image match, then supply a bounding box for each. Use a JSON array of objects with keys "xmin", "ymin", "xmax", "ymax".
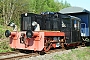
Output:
[{"xmin": 19, "ymin": 47, "xmax": 87, "ymax": 60}]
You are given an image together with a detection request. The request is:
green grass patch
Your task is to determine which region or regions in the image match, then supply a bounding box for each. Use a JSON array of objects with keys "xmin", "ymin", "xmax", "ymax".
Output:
[
  {"xmin": 0, "ymin": 40, "xmax": 12, "ymax": 53},
  {"xmin": 52, "ymin": 47, "xmax": 90, "ymax": 60}
]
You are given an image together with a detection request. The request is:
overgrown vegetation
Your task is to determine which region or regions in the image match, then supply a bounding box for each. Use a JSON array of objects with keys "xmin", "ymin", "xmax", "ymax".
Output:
[{"xmin": 52, "ymin": 47, "xmax": 90, "ymax": 60}]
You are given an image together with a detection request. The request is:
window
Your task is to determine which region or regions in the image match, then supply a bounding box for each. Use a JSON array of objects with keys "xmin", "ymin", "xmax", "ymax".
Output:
[
  {"xmin": 73, "ymin": 19, "xmax": 80, "ymax": 30},
  {"xmin": 22, "ymin": 17, "xmax": 31, "ymax": 30},
  {"xmin": 77, "ymin": 21, "xmax": 80, "ymax": 30},
  {"xmin": 62, "ymin": 21, "xmax": 66, "ymax": 27},
  {"xmin": 62, "ymin": 18, "xmax": 70, "ymax": 28}
]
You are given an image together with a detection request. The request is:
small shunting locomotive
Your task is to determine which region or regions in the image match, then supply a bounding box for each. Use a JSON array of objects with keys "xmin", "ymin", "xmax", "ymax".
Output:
[{"xmin": 5, "ymin": 12, "xmax": 81, "ymax": 52}]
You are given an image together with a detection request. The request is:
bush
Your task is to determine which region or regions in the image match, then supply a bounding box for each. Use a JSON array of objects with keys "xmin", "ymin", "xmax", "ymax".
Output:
[
  {"xmin": 0, "ymin": 27, "xmax": 5, "ymax": 39},
  {"xmin": 0, "ymin": 24, "xmax": 12, "ymax": 39}
]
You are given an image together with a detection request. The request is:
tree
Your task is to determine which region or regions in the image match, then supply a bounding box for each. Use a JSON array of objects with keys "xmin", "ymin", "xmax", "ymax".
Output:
[
  {"xmin": 28, "ymin": 0, "xmax": 71, "ymax": 14},
  {"xmin": 0, "ymin": 0, "xmax": 29, "ymax": 25},
  {"xmin": 0, "ymin": 0, "xmax": 71, "ymax": 26}
]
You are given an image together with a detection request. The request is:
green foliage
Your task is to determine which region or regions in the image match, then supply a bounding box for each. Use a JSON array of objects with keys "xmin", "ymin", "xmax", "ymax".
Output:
[
  {"xmin": 29, "ymin": 0, "xmax": 71, "ymax": 13},
  {"xmin": 0, "ymin": 0, "xmax": 30, "ymax": 26},
  {"xmin": 0, "ymin": 24, "xmax": 13, "ymax": 39},
  {"xmin": 0, "ymin": 19, "xmax": 4, "ymax": 25},
  {"xmin": 0, "ymin": 25, "xmax": 5, "ymax": 38}
]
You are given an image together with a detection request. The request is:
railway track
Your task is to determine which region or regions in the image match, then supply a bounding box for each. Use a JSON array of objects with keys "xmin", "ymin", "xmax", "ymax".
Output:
[
  {"xmin": 0, "ymin": 49, "xmax": 65, "ymax": 60},
  {"xmin": 0, "ymin": 45, "xmax": 85, "ymax": 60},
  {"xmin": 0, "ymin": 51, "xmax": 19, "ymax": 56},
  {"xmin": 0, "ymin": 51, "xmax": 29, "ymax": 60},
  {"xmin": 0, "ymin": 53, "xmax": 39, "ymax": 60}
]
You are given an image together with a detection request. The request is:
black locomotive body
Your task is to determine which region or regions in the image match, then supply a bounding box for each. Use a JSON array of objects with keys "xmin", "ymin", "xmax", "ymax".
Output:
[{"xmin": 21, "ymin": 12, "xmax": 82, "ymax": 46}]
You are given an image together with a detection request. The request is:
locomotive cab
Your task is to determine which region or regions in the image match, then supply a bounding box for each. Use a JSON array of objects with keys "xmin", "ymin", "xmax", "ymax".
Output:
[
  {"xmin": 60, "ymin": 15, "xmax": 81, "ymax": 46},
  {"xmin": 21, "ymin": 13, "xmax": 36, "ymax": 31},
  {"xmin": 21, "ymin": 13, "xmax": 41, "ymax": 38}
]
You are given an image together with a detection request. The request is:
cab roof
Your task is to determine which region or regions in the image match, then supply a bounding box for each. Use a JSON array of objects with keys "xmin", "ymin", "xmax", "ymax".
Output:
[{"xmin": 59, "ymin": 7, "xmax": 90, "ymax": 14}]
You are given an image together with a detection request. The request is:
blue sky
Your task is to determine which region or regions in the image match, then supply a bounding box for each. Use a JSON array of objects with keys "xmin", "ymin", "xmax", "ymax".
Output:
[{"xmin": 58, "ymin": 0, "xmax": 90, "ymax": 11}]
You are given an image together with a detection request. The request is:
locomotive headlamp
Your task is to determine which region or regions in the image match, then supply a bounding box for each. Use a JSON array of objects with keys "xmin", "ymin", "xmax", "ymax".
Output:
[
  {"xmin": 5, "ymin": 30, "xmax": 11, "ymax": 37},
  {"xmin": 26, "ymin": 30, "xmax": 33, "ymax": 38},
  {"xmin": 32, "ymin": 21, "xmax": 37, "ymax": 26}
]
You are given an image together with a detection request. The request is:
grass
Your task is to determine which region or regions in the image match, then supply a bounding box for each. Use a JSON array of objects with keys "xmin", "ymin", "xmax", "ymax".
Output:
[
  {"xmin": 0, "ymin": 40, "xmax": 13, "ymax": 53},
  {"xmin": 52, "ymin": 47, "xmax": 90, "ymax": 60}
]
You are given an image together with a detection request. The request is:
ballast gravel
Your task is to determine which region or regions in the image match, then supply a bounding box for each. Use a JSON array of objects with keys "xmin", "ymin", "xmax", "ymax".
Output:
[{"xmin": 19, "ymin": 47, "xmax": 86, "ymax": 60}]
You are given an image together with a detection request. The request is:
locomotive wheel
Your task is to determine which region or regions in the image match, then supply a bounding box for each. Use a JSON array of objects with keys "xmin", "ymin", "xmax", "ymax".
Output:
[
  {"xmin": 38, "ymin": 51, "xmax": 45, "ymax": 55},
  {"xmin": 60, "ymin": 39, "xmax": 65, "ymax": 49},
  {"xmin": 24, "ymin": 39, "xmax": 29, "ymax": 48},
  {"xmin": 81, "ymin": 42, "xmax": 85, "ymax": 47},
  {"xmin": 44, "ymin": 37, "xmax": 52, "ymax": 52},
  {"xmin": 60, "ymin": 43, "xmax": 65, "ymax": 48},
  {"xmin": 44, "ymin": 43, "xmax": 52, "ymax": 52}
]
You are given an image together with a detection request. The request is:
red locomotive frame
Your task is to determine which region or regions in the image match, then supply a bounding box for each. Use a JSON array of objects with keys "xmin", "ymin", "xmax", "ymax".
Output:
[{"xmin": 8, "ymin": 31, "xmax": 65, "ymax": 52}]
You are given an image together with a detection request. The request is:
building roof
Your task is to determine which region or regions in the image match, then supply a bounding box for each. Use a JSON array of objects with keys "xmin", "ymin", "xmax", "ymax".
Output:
[{"xmin": 59, "ymin": 7, "xmax": 90, "ymax": 14}]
